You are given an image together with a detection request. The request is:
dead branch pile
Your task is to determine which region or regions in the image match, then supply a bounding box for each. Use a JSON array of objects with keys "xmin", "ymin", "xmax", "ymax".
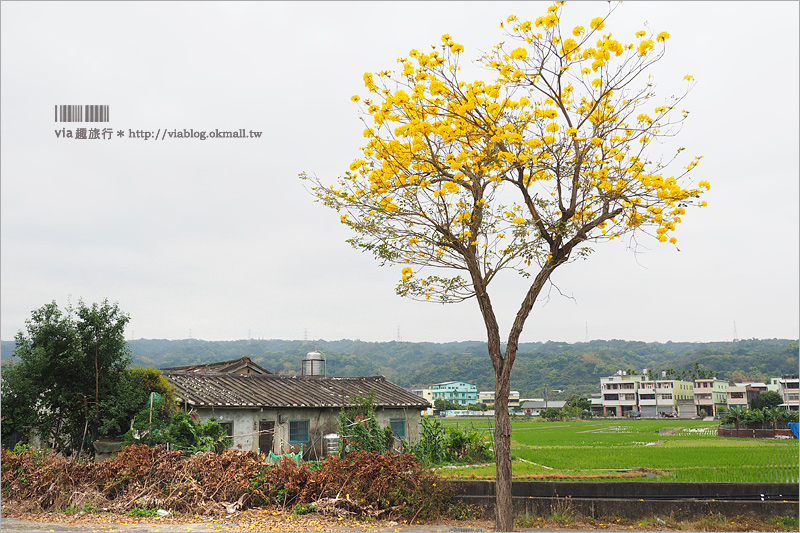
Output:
[{"xmin": 1, "ymin": 446, "xmax": 451, "ymax": 520}]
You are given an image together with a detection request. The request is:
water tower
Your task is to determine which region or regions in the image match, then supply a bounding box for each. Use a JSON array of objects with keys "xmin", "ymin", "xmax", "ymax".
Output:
[{"xmin": 302, "ymin": 351, "xmax": 326, "ymax": 377}]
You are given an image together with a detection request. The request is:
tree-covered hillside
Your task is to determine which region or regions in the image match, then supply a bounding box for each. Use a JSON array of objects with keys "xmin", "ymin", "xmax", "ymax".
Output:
[{"xmin": 5, "ymin": 338, "xmax": 795, "ymax": 399}]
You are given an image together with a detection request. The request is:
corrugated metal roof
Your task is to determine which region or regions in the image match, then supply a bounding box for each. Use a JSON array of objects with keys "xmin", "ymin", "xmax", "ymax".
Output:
[
  {"xmin": 160, "ymin": 357, "xmax": 271, "ymax": 375},
  {"xmin": 163, "ymin": 371, "xmax": 430, "ymax": 409}
]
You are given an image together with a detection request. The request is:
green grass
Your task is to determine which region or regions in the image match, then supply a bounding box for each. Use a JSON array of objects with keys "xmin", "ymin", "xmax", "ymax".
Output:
[{"xmin": 435, "ymin": 418, "xmax": 799, "ymax": 483}]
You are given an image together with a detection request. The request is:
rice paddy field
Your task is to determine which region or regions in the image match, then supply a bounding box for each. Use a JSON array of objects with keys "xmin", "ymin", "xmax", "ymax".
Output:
[{"xmin": 435, "ymin": 418, "xmax": 799, "ymax": 483}]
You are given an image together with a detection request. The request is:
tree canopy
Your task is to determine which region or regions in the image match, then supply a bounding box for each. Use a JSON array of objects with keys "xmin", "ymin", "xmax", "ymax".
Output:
[
  {"xmin": 0, "ymin": 299, "xmax": 143, "ymax": 455},
  {"xmin": 753, "ymin": 390, "xmax": 783, "ymax": 410},
  {"xmin": 302, "ymin": 2, "xmax": 706, "ymax": 308}
]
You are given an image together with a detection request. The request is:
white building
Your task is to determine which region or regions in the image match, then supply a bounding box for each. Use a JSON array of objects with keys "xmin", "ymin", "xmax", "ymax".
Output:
[
  {"xmin": 600, "ymin": 371, "xmax": 643, "ymax": 417},
  {"xmin": 477, "ymin": 390, "xmax": 520, "ymax": 411},
  {"xmin": 693, "ymin": 378, "xmax": 728, "ymax": 417},
  {"xmin": 638, "ymin": 378, "xmax": 694, "ymax": 417},
  {"xmin": 412, "ymin": 388, "xmax": 434, "ymax": 415},
  {"xmin": 776, "ymin": 374, "xmax": 799, "ymax": 411}
]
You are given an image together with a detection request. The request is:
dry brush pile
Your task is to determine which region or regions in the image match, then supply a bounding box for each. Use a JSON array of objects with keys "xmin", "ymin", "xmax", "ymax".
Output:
[{"xmin": 1, "ymin": 445, "xmax": 456, "ymax": 520}]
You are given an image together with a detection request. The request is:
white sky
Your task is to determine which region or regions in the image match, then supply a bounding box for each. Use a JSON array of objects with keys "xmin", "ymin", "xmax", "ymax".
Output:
[{"xmin": 1, "ymin": 1, "xmax": 798, "ymax": 345}]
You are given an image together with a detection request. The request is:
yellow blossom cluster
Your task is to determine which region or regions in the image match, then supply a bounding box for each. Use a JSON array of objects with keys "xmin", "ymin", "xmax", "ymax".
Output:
[{"xmin": 302, "ymin": 0, "xmax": 706, "ymax": 296}]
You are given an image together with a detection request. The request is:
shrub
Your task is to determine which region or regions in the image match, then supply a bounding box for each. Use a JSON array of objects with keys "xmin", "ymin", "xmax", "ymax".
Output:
[
  {"xmin": 405, "ymin": 417, "xmax": 492, "ymax": 466},
  {"xmin": 338, "ymin": 392, "xmax": 392, "ymax": 457}
]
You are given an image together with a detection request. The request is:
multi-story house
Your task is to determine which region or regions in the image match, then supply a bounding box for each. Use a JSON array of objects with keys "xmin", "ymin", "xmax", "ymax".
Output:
[
  {"xmin": 412, "ymin": 388, "xmax": 434, "ymax": 415},
  {"xmin": 477, "ymin": 390, "xmax": 520, "ymax": 411},
  {"xmin": 431, "ymin": 381, "xmax": 477, "ymax": 406},
  {"xmin": 638, "ymin": 378, "xmax": 694, "ymax": 417},
  {"xmin": 600, "ymin": 371, "xmax": 643, "ymax": 417},
  {"xmin": 693, "ymin": 378, "xmax": 728, "ymax": 416},
  {"xmin": 478, "ymin": 391, "xmax": 495, "ymax": 406},
  {"xmin": 726, "ymin": 382, "xmax": 767, "ymax": 409},
  {"xmin": 776, "ymin": 374, "xmax": 799, "ymax": 411}
]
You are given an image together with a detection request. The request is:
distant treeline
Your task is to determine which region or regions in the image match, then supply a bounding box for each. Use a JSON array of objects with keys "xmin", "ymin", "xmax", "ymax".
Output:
[{"xmin": 3, "ymin": 337, "xmax": 796, "ymax": 399}]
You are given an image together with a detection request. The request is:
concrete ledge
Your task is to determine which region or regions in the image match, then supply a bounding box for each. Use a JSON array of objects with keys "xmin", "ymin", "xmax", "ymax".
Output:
[
  {"xmin": 718, "ymin": 427, "xmax": 795, "ymax": 438},
  {"xmin": 450, "ymin": 480, "xmax": 798, "ymax": 499},
  {"xmin": 448, "ymin": 481, "xmax": 799, "ymax": 520},
  {"xmin": 454, "ymin": 495, "xmax": 798, "ymax": 520}
]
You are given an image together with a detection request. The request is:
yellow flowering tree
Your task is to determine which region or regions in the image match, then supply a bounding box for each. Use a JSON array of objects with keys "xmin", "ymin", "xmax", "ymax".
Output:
[{"xmin": 301, "ymin": 2, "xmax": 707, "ymax": 529}]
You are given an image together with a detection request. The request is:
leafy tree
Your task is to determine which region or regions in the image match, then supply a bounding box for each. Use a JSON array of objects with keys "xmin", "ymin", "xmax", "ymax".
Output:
[
  {"xmin": 542, "ymin": 407, "xmax": 562, "ymax": 421},
  {"xmin": 721, "ymin": 406, "xmax": 745, "ymax": 430},
  {"xmin": 684, "ymin": 361, "xmax": 718, "ymax": 380},
  {"xmin": 1, "ymin": 299, "xmax": 131, "ymax": 456},
  {"xmin": 722, "ymin": 406, "xmax": 798, "ymax": 431},
  {"xmin": 763, "ymin": 406, "xmax": 784, "ymax": 431},
  {"xmin": 105, "ymin": 367, "xmax": 179, "ymax": 439},
  {"xmin": 742, "ymin": 408, "xmax": 766, "ymax": 428},
  {"xmin": 433, "ymin": 398, "xmax": 463, "ymax": 411},
  {"xmin": 753, "ymin": 390, "xmax": 783, "ymax": 410},
  {"xmin": 565, "ymin": 394, "xmax": 591, "ymax": 411},
  {"xmin": 301, "ymin": 3, "xmax": 706, "ymax": 528}
]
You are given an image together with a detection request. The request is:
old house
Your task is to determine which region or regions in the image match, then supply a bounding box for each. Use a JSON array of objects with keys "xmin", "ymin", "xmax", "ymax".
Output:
[{"xmin": 162, "ymin": 354, "xmax": 429, "ymax": 460}]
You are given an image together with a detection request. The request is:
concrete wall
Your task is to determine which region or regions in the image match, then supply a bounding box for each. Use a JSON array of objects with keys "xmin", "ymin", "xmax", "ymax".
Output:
[
  {"xmin": 195, "ymin": 407, "xmax": 259, "ymax": 452},
  {"xmin": 193, "ymin": 405, "xmax": 423, "ymax": 460},
  {"xmin": 449, "ymin": 480, "xmax": 799, "ymax": 520},
  {"xmin": 194, "ymin": 406, "xmax": 342, "ymax": 459},
  {"xmin": 718, "ymin": 427, "xmax": 795, "ymax": 438}
]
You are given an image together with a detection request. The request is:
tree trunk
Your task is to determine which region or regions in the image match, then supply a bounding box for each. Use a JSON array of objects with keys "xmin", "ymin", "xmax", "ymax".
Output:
[
  {"xmin": 493, "ymin": 367, "xmax": 514, "ymax": 532},
  {"xmin": 94, "ymin": 345, "xmax": 100, "ymax": 445},
  {"xmin": 470, "ymin": 247, "xmax": 568, "ymax": 531}
]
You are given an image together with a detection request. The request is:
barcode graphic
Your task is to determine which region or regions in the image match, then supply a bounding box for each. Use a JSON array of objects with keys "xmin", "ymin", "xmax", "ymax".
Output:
[{"xmin": 54, "ymin": 105, "xmax": 109, "ymax": 122}]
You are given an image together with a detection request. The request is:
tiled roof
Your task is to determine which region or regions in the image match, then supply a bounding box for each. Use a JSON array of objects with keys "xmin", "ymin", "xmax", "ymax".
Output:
[
  {"xmin": 160, "ymin": 357, "xmax": 271, "ymax": 374},
  {"xmin": 163, "ymin": 371, "xmax": 430, "ymax": 409}
]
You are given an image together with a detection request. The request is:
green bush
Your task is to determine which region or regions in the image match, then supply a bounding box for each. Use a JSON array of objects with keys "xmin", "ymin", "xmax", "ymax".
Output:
[
  {"xmin": 127, "ymin": 507, "xmax": 159, "ymax": 517},
  {"xmin": 406, "ymin": 417, "xmax": 492, "ymax": 466},
  {"xmin": 123, "ymin": 411, "xmax": 231, "ymax": 453},
  {"xmin": 337, "ymin": 392, "xmax": 392, "ymax": 456}
]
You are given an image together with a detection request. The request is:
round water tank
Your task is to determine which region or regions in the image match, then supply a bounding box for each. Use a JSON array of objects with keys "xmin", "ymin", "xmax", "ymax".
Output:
[{"xmin": 302, "ymin": 351, "xmax": 326, "ymax": 376}]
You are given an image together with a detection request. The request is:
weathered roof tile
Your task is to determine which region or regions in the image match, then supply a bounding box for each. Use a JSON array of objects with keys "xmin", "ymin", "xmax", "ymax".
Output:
[{"xmin": 163, "ymin": 372, "xmax": 430, "ymax": 410}]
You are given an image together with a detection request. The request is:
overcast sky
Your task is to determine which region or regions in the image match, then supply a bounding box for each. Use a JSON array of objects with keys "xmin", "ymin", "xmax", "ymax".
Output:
[{"xmin": 1, "ymin": 1, "xmax": 798, "ymax": 346}]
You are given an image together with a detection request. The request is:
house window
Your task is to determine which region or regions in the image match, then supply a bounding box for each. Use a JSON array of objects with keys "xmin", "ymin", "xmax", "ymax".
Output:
[
  {"xmin": 289, "ymin": 420, "xmax": 310, "ymax": 443},
  {"xmin": 390, "ymin": 419, "xmax": 407, "ymax": 439}
]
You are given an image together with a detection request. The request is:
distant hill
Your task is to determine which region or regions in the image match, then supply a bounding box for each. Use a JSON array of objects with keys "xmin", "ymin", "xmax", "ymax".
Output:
[{"xmin": 3, "ymin": 337, "xmax": 796, "ymax": 399}]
